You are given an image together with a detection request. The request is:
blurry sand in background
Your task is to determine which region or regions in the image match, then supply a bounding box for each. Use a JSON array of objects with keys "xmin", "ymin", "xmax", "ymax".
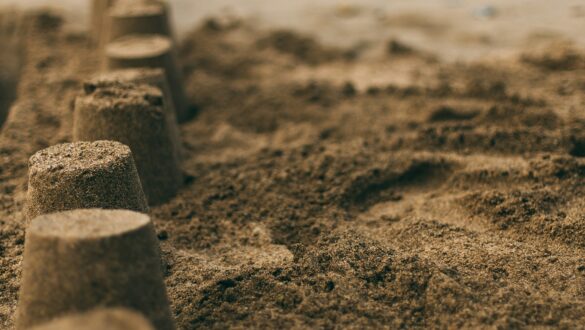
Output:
[{"xmin": 2, "ymin": 0, "xmax": 585, "ymax": 60}]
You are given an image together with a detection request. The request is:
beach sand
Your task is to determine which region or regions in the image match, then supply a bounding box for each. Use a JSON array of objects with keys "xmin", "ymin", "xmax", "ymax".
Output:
[{"xmin": 1, "ymin": 1, "xmax": 585, "ymax": 328}]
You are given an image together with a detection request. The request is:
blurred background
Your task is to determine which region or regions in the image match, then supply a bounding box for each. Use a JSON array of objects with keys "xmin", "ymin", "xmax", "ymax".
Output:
[{"xmin": 1, "ymin": 0, "xmax": 584, "ymax": 60}]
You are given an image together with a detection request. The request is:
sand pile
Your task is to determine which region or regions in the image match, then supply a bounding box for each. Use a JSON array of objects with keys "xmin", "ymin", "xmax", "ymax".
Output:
[
  {"xmin": 26, "ymin": 141, "xmax": 148, "ymax": 218},
  {"xmin": 17, "ymin": 209, "xmax": 173, "ymax": 329},
  {"xmin": 74, "ymin": 83, "xmax": 183, "ymax": 204},
  {"xmin": 1, "ymin": 7, "xmax": 585, "ymax": 330}
]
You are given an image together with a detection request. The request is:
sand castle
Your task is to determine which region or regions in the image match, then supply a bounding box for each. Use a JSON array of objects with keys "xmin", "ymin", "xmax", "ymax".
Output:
[
  {"xmin": 85, "ymin": 68, "xmax": 183, "ymax": 155},
  {"xmin": 74, "ymin": 82, "xmax": 183, "ymax": 204},
  {"xmin": 92, "ymin": 0, "xmax": 191, "ymax": 120},
  {"xmin": 17, "ymin": 209, "xmax": 175, "ymax": 330},
  {"xmin": 16, "ymin": 2, "xmax": 188, "ymax": 329},
  {"xmin": 31, "ymin": 308, "xmax": 154, "ymax": 330},
  {"xmin": 104, "ymin": 34, "xmax": 191, "ymax": 122},
  {"xmin": 103, "ymin": 1, "xmax": 174, "ymax": 47},
  {"xmin": 26, "ymin": 141, "xmax": 148, "ymax": 219}
]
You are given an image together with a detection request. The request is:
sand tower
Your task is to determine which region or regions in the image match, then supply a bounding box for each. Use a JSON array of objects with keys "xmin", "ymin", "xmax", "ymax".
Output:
[
  {"xmin": 16, "ymin": 209, "xmax": 175, "ymax": 330},
  {"xmin": 31, "ymin": 308, "xmax": 154, "ymax": 330},
  {"xmin": 25, "ymin": 141, "xmax": 148, "ymax": 220},
  {"xmin": 104, "ymin": 34, "xmax": 191, "ymax": 122},
  {"xmin": 85, "ymin": 68, "xmax": 183, "ymax": 155},
  {"xmin": 73, "ymin": 82, "xmax": 183, "ymax": 205},
  {"xmin": 103, "ymin": 1, "xmax": 175, "ymax": 48}
]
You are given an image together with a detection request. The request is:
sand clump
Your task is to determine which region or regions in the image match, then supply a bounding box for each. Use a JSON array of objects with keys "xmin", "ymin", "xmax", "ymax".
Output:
[
  {"xmin": 25, "ymin": 140, "xmax": 148, "ymax": 219},
  {"xmin": 17, "ymin": 209, "xmax": 174, "ymax": 330}
]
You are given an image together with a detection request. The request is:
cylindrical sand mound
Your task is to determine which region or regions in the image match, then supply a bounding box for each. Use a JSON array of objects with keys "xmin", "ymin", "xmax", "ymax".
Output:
[
  {"xmin": 25, "ymin": 141, "xmax": 148, "ymax": 220},
  {"xmin": 86, "ymin": 68, "xmax": 183, "ymax": 153},
  {"xmin": 16, "ymin": 209, "xmax": 175, "ymax": 330},
  {"xmin": 74, "ymin": 83, "xmax": 183, "ymax": 205},
  {"xmin": 31, "ymin": 308, "xmax": 154, "ymax": 330},
  {"xmin": 104, "ymin": 34, "xmax": 191, "ymax": 122},
  {"xmin": 103, "ymin": 1, "xmax": 173, "ymax": 48}
]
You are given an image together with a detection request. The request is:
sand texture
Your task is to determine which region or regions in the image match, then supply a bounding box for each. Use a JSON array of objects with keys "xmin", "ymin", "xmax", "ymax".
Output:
[{"xmin": 1, "ymin": 7, "xmax": 585, "ymax": 330}]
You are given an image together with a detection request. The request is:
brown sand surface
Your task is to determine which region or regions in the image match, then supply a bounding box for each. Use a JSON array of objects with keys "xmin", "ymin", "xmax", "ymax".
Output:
[{"xmin": 1, "ymin": 5, "xmax": 585, "ymax": 330}]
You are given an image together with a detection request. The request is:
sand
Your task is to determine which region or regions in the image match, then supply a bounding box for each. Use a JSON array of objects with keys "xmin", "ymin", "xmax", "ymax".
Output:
[
  {"xmin": 5, "ymin": 1, "xmax": 585, "ymax": 60},
  {"xmin": 74, "ymin": 83, "xmax": 183, "ymax": 205},
  {"xmin": 17, "ymin": 209, "xmax": 174, "ymax": 329},
  {"xmin": 1, "ymin": 5, "xmax": 585, "ymax": 330},
  {"xmin": 0, "ymin": 10, "xmax": 24, "ymax": 127},
  {"xmin": 103, "ymin": 34, "xmax": 191, "ymax": 121},
  {"xmin": 26, "ymin": 141, "xmax": 148, "ymax": 219},
  {"xmin": 31, "ymin": 308, "xmax": 154, "ymax": 330}
]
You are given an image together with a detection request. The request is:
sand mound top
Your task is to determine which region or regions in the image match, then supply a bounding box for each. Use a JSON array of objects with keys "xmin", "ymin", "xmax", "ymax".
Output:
[
  {"xmin": 80, "ymin": 83, "xmax": 164, "ymax": 111},
  {"xmin": 26, "ymin": 141, "xmax": 148, "ymax": 219},
  {"xmin": 30, "ymin": 208, "xmax": 150, "ymax": 239},
  {"xmin": 29, "ymin": 140, "xmax": 133, "ymax": 173},
  {"xmin": 31, "ymin": 308, "xmax": 154, "ymax": 330},
  {"xmin": 106, "ymin": 34, "xmax": 172, "ymax": 59}
]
